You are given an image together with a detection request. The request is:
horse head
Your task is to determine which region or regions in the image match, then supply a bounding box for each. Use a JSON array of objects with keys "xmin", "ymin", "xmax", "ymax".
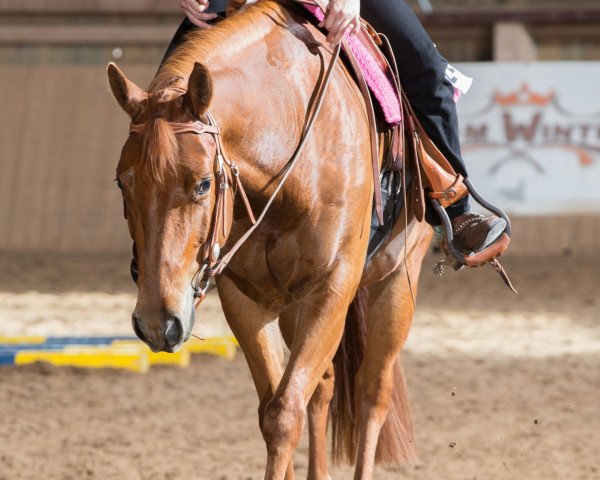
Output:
[{"xmin": 107, "ymin": 62, "xmax": 221, "ymax": 352}]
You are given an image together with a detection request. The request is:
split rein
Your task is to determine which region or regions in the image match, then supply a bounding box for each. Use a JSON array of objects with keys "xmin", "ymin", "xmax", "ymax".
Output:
[{"xmin": 128, "ymin": 42, "xmax": 342, "ymax": 307}]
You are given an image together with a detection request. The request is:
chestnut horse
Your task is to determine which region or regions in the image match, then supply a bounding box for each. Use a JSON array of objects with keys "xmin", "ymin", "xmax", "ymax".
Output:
[{"xmin": 107, "ymin": 1, "xmax": 431, "ymax": 478}]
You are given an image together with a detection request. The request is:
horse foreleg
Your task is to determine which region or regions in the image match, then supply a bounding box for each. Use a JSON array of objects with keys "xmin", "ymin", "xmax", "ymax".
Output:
[
  {"xmin": 279, "ymin": 309, "xmax": 335, "ymax": 480},
  {"xmin": 353, "ymin": 232, "xmax": 430, "ymax": 480},
  {"xmin": 262, "ymin": 272, "xmax": 357, "ymax": 480},
  {"xmin": 217, "ymin": 275, "xmax": 295, "ymax": 480}
]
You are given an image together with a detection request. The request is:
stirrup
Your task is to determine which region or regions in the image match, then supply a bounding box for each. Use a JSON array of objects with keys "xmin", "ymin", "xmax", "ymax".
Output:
[{"xmin": 432, "ymin": 178, "xmax": 517, "ymax": 293}]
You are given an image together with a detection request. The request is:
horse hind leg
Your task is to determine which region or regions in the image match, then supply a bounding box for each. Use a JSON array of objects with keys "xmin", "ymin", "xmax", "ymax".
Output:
[
  {"xmin": 352, "ymin": 230, "xmax": 431, "ymax": 479},
  {"xmin": 306, "ymin": 364, "xmax": 335, "ymax": 480}
]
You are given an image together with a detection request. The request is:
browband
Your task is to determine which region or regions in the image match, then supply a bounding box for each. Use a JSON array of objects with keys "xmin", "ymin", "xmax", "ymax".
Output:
[{"xmin": 129, "ymin": 120, "xmax": 220, "ymax": 136}]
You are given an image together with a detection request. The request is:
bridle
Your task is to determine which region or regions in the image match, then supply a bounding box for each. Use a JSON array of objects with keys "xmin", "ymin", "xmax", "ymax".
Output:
[{"xmin": 127, "ymin": 41, "xmax": 342, "ymax": 307}]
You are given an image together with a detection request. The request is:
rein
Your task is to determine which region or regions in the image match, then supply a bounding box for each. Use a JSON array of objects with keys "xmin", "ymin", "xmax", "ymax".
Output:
[{"xmin": 129, "ymin": 42, "xmax": 342, "ymax": 306}]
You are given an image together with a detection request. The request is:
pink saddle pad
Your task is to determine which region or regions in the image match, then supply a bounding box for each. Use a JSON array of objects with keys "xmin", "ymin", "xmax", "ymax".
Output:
[{"xmin": 304, "ymin": 5, "xmax": 402, "ymax": 125}]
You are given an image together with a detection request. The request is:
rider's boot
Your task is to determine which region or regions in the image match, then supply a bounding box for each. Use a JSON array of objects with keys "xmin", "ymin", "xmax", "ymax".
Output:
[
  {"xmin": 433, "ymin": 210, "xmax": 510, "ymax": 268},
  {"xmin": 450, "ymin": 212, "xmax": 507, "ymax": 256},
  {"xmin": 433, "ymin": 210, "xmax": 516, "ymax": 292}
]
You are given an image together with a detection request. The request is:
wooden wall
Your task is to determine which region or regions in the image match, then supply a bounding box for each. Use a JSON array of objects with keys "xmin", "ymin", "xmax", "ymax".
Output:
[
  {"xmin": 0, "ymin": 1, "xmax": 177, "ymax": 253},
  {"xmin": 0, "ymin": 65, "xmax": 155, "ymax": 253}
]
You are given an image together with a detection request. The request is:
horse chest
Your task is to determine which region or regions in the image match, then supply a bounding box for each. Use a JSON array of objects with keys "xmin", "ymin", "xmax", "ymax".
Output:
[{"xmin": 223, "ymin": 230, "xmax": 340, "ymax": 308}]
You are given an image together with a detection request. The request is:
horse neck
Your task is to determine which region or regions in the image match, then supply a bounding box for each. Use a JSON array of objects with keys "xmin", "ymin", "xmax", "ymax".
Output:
[
  {"xmin": 163, "ymin": 3, "xmax": 318, "ymax": 198},
  {"xmin": 208, "ymin": 23, "xmax": 314, "ymax": 189}
]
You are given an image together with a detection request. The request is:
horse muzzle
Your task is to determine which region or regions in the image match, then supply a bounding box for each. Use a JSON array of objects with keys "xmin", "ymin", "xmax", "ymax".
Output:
[{"xmin": 132, "ymin": 311, "xmax": 191, "ymax": 353}]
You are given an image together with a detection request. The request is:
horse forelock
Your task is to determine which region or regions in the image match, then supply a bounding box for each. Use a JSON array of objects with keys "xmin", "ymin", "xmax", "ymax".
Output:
[
  {"xmin": 133, "ymin": 86, "xmax": 186, "ymax": 186},
  {"xmin": 141, "ymin": 116, "xmax": 179, "ymax": 186}
]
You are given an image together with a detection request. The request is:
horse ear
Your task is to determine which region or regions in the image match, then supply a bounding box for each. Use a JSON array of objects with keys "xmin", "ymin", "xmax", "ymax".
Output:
[
  {"xmin": 107, "ymin": 62, "xmax": 146, "ymax": 117},
  {"xmin": 186, "ymin": 62, "xmax": 213, "ymax": 116}
]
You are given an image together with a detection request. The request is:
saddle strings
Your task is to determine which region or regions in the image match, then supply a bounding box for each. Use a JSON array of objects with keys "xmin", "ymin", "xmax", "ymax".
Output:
[{"xmin": 379, "ymin": 32, "xmax": 418, "ymax": 309}]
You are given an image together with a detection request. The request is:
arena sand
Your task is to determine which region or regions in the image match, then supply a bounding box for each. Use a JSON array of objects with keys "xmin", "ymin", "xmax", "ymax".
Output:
[{"xmin": 0, "ymin": 251, "xmax": 598, "ymax": 479}]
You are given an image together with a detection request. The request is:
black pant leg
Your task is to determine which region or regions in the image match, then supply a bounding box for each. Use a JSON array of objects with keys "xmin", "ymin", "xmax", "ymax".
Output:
[
  {"xmin": 160, "ymin": 14, "xmax": 224, "ymax": 68},
  {"xmin": 160, "ymin": 18, "xmax": 196, "ymax": 68},
  {"xmin": 361, "ymin": 0, "xmax": 469, "ymax": 224}
]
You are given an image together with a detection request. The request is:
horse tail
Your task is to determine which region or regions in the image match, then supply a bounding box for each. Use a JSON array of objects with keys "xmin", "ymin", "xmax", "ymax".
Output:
[{"xmin": 330, "ymin": 286, "xmax": 417, "ymax": 465}]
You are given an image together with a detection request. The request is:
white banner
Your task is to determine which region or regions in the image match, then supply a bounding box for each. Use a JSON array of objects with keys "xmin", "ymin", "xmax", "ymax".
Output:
[{"xmin": 455, "ymin": 62, "xmax": 600, "ymax": 215}]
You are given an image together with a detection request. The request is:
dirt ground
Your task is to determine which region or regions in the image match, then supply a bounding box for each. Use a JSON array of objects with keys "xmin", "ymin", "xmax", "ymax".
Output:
[{"xmin": 0, "ymin": 251, "xmax": 599, "ymax": 480}]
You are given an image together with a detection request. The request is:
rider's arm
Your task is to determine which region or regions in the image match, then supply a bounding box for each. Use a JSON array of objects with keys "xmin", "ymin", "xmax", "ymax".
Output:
[
  {"xmin": 320, "ymin": 0, "xmax": 361, "ymax": 47},
  {"xmin": 180, "ymin": 0, "xmax": 218, "ymax": 28}
]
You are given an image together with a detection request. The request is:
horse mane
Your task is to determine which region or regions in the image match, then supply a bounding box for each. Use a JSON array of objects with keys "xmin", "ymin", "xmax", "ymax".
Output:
[{"xmin": 139, "ymin": 1, "xmax": 282, "ymax": 184}]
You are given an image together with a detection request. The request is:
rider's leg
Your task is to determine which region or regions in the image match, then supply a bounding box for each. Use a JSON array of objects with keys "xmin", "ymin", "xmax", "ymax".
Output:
[
  {"xmin": 160, "ymin": 18, "xmax": 195, "ymax": 67},
  {"xmin": 361, "ymin": 0, "xmax": 467, "ymax": 223},
  {"xmin": 361, "ymin": 0, "xmax": 507, "ymax": 254}
]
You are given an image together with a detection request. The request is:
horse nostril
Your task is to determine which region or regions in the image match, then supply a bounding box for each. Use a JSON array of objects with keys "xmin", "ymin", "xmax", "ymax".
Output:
[
  {"xmin": 164, "ymin": 317, "xmax": 183, "ymax": 348},
  {"xmin": 132, "ymin": 314, "xmax": 146, "ymax": 343}
]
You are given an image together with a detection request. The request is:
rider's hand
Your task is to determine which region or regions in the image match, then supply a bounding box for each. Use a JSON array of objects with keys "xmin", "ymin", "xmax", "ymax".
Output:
[
  {"xmin": 319, "ymin": 0, "xmax": 361, "ymax": 48},
  {"xmin": 180, "ymin": 0, "xmax": 218, "ymax": 29}
]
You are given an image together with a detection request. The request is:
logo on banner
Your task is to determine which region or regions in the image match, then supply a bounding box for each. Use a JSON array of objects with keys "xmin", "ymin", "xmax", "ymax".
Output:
[{"xmin": 461, "ymin": 84, "xmax": 600, "ymax": 173}]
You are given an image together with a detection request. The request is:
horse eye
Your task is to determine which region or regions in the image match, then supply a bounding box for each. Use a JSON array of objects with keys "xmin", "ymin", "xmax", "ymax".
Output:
[
  {"xmin": 195, "ymin": 179, "xmax": 212, "ymax": 196},
  {"xmin": 115, "ymin": 178, "xmax": 123, "ymax": 190}
]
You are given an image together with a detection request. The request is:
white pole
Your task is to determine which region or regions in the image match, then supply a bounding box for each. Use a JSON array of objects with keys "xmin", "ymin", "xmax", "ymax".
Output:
[{"xmin": 416, "ymin": 0, "xmax": 434, "ymax": 13}]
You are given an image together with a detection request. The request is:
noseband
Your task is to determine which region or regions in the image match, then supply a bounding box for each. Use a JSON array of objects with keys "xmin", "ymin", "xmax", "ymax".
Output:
[{"xmin": 127, "ymin": 42, "xmax": 342, "ymax": 307}]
